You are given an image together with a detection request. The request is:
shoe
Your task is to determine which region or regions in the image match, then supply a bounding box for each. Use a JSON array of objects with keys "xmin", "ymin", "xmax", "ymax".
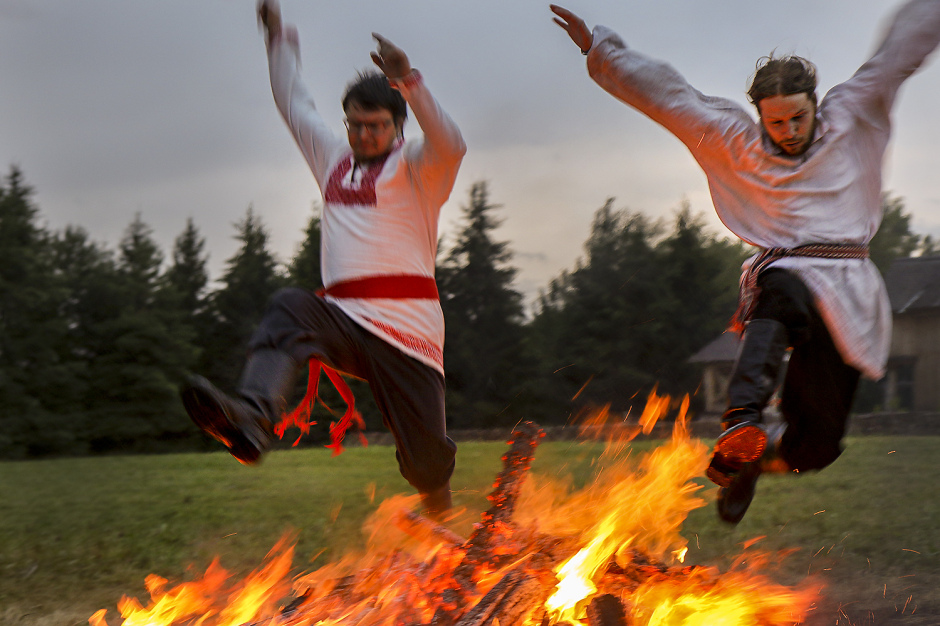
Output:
[
  {"xmin": 717, "ymin": 460, "xmax": 761, "ymax": 524},
  {"xmin": 715, "ymin": 419, "xmax": 768, "ymax": 465},
  {"xmin": 181, "ymin": 376, "xmax": 274, "ymax": 465},
  {"xmin": 707, "ymin": 415, "xmax": 768, "ymax": 488}
]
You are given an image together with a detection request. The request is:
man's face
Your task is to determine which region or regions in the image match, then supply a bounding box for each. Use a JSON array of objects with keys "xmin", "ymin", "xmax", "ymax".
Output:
[
  {"xmin": 758, "ymin": 93, "xmax": 816, "ymax": 156},
  {"xmin": 344, "ymin": 101, "xmax": 400, "ymax": 162}
]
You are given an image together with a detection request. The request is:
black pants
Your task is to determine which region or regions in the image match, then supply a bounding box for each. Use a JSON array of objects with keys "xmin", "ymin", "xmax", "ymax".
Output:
[
  {"xmin": 247, "ymin": 288, "xmax": 456, "ymax": 493},
  {"xmin": 750, "ymin": 269, "xmax": 860, "ymax": 472}
]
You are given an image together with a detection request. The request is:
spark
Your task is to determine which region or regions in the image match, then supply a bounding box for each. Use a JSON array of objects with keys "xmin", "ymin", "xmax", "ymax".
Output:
[
  {"xmin": 572, "ymin": 375, "xmax": 594, "ymax": 400},
  {"xmin": 901, "ymin": 548, "xmax": 921, "ymax": 554},
  {"xmin": 902, "ymin": 595, "xmax": 913, "ymax": 613}
]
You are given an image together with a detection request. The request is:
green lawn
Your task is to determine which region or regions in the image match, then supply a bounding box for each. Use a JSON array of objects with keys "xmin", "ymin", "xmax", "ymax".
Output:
[{"xmin": 1, "ymin": 434, "xmax": 938, "ymax": 625}]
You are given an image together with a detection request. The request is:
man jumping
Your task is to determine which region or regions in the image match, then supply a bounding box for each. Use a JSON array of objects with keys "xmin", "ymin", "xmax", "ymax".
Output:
[
  {"xmin": 181, "ymin": 0, "xmax": 466, "ymax": 518},
  {"xmin": 551, "ymin": 0, "xmax": 940, "ymax": 523}
]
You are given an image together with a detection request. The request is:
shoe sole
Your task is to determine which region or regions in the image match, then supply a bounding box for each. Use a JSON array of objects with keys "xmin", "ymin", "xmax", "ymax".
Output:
[
  {"xmin": 181, "ymin": 385, "xmax": 263, "ymax": 465},
  {"xmin": 715, "ymin": 423, "xmax": 767, "ymax": 465}
]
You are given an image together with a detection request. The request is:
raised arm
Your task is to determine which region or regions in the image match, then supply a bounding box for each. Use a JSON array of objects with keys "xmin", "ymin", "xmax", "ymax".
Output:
[
  {"xmin": 550, "ymin": 5, "xmax": 752, "ymax": 154},
  {"xmin": 372, "ymin": 34, "xmax": 466, "ymax": 197},
  {"xmin": 835, "ymin": 0, "xmax": 940, "ymax": 119},
  {"xmin": 259, "ymin": 0, "xmax": 346, "ymax": 185}
]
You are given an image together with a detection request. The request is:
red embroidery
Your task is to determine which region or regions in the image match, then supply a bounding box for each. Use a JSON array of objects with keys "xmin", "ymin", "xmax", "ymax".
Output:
[
  {"xmin": 390, "ymin": 69, "xmax": 423, "ymax": 91},
  {"xmin": 323, "ymin": 143, "xmax": 401, "ymax": 207},
  {"xmin": 364, "ymin": 316, "xmax": 444, "ymax": 369}
]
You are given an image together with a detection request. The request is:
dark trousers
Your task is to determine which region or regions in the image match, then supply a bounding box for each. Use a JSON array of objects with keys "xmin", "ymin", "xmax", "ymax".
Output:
[
  {"xmin": 751, "ymin": 269, "xmax": 860, "ymax": 471},
  {"xmin": 247, "ymin": 288, "xmax": 456, "ymax": 493}
]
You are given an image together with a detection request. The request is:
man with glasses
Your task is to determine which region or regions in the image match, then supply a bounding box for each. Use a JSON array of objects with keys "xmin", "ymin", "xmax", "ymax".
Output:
[
  {"xmin": 551, "ymin": 0, "xmax": 940, "ymax": 524},
  {"xmin": 181, "ymin": 0, "xmax": 465, "ymax": 518}
]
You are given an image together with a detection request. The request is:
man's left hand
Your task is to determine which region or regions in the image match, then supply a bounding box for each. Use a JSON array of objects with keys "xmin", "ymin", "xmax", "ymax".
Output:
[{"xmin": 371, "ymin": 33, "xmax": 412, "ymax": 79}]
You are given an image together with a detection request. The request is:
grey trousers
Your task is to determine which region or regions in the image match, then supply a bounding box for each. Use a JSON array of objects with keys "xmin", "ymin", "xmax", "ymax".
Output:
[{"xmin": 248, "ymin": 287, "xmax": 456, "ymax": 493}]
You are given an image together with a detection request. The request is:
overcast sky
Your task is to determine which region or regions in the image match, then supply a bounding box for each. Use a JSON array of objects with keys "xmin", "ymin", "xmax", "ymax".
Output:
[{"xmin": 2, "ymin": 0, "xmax": 939, "ymax": 303}]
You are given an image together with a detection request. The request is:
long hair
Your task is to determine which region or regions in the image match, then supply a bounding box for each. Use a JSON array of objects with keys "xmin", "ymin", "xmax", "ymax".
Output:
[{"xmin": 747, "ymin": 54, "xmax": 818, "ymax": 108}]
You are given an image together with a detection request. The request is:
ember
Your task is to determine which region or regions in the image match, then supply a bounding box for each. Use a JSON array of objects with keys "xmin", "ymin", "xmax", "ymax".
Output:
[{"xmin": 91, "ymin": 393, "xmax": 820, "ymax": 625}]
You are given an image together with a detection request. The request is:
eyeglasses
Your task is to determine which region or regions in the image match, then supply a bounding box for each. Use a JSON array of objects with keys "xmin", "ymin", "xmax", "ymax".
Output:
[{"xmin": 344, "ymin": 118, "xmax": 393, "ymax": 135}]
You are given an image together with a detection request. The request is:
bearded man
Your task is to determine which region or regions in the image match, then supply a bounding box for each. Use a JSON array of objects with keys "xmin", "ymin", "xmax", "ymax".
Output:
[{"xmin": 552, "ymin": 0, "xmax": 940, "ymax": 523}]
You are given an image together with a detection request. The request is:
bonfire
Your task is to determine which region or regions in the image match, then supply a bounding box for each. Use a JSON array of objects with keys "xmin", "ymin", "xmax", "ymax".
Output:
[{"xmin": 90, "ymin": 393, "xmax": 820, "ymax": 625}]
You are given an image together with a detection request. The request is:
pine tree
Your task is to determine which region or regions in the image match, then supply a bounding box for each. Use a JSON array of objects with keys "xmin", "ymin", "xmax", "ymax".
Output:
[
  {"xmin": 198, "ymin": 206, "xmax": 283, "ymax": 389},
  {"xmin": 287, "ymin": 207, "xmax": 323, "ymax": 291},
  {"xmin": 437, "ymin": 181, "xmax": 525, "ymax": 427},
  {"xmin": 162, "ymin": 217, "xmax": 209, "ymax": 318},
  {"xmin": 869, "ymin": 193, "xmax": 924, "ymax": 274},
  {"xmin": 526, "ymin": 199, "xmax": 751, "ymax": 420},
  {"xmin": 542, "ymin": 200, "xmax": 665, "ymax": 413},
  {"xmin": 83, "ymin": 214, "xmax": 197, "ymax": 452},
  {"xmin": 653, "ymin": 202, "xmax": 749, "ymax": 396},
  {"xmin": 0, "ymin": 167, "xmax": 70, "ymax": 456}
]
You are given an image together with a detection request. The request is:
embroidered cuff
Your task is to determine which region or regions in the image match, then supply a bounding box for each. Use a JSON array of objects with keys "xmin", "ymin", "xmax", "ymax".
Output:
[{"xmin": 389, "ymin": 69, "xmax": 423, "ymax": 91}]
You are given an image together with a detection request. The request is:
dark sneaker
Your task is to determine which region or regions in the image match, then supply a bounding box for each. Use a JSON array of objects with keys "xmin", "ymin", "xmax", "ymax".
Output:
[
  {"xmin": 716, "ymin": 461, "xmax": 761, "ymax": 524},
  {"xmin": 181, "ymin": 376, "xmax": 274, "ymax": 465}
]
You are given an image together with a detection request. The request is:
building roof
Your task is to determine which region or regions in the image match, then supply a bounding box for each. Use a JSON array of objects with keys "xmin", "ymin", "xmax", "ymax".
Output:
[
  {"xmin": 689, "ymin": 255, "xmax": 940, "ymax": 365},
  {"xmin": 688, "ymin": 331, "xmax": 741, "ymax": 363},
  {"xmin": 884, "ymin": 255, "xmax": 940, "ymax": 314}
]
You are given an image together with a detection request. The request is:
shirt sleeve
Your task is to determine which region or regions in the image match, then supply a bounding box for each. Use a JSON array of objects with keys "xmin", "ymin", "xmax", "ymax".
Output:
[
  {"xmin": 266, "ymin": 27, "xmax": 347, "ymax": 187},
  {"xmin": 392, "ymin": 71, "xmax": 467, "ymax": 206},
  {"xmin": 831, "ymin": 0, "xmax": 940, "ymax": 125},
  {"xmin": 585, "ymin": 25, "xmax": 755, "ymax": 156}
]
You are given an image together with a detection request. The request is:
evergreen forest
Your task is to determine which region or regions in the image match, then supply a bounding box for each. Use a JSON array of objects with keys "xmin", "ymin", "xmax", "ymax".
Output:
[{"xmin": 0, "ymin": 167, "xmax": 930, "ymax": 459}]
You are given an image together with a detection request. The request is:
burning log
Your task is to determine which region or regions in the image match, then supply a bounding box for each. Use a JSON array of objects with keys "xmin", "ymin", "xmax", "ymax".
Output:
[
  {"xmin": 585, "ymin": 593, "xmax": 631, "ymax": 626},
  {"xmin": 433, "ymin": 421, "xmax": 545, "ymax": 623},
  {"xmin": 94, "ymin": 396, "xmax": 821, "ymax": 626},
  {"xmin": 453, "ymin": 553, "xmax": 556, "ymax": 626}
]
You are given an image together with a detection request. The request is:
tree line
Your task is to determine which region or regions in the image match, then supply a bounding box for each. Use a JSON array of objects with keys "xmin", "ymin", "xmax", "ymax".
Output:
[{"xmin": 0, "ymin": 167, "xmax": 929, "ymax": 458}]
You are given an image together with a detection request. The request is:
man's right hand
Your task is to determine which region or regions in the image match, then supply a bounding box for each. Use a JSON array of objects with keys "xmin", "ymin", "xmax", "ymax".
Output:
[
  {"xmin": 258, "ymin": 0, "xmax": 282, "ymax": 41},
  {"xmin": 550, "ymin": 4, "xmax": 593, "ymax": 54}
]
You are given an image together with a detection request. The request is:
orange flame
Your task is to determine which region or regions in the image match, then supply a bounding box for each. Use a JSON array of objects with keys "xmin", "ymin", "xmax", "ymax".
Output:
[{"xmin": 91, "ymin": 392, "xmax": 821, "ymax": 626}]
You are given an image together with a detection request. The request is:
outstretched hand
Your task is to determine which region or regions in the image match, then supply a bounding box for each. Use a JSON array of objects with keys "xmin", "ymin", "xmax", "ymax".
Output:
[
  {"xmin": 371, "ymin": 33, "xmax": 412, "ymax": 79},
  {"xmin": 550, "ymin": 4, "xmax": 593, "ymax": 54},
  {"xmin": 257, "ymin": 0, "xmax": 282, "ymax": 41}
]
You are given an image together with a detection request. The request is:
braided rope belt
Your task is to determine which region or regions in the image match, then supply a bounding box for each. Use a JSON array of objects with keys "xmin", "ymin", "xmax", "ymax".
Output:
[{"xmin": 730, "ymin": 243, "xmax": 870, "ymax": 332}]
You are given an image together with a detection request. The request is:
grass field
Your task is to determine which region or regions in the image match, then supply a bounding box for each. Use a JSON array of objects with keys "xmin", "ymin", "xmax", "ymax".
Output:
[{"xmin": 1, "ymin": 433, "xmax": 938, "ymax": 625}]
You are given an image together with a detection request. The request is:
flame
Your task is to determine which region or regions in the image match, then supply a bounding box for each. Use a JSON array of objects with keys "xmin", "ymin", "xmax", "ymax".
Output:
[
  {"xmin": 91, "ymin": 536, "xmax": 293, "ymax": 626},
  {"xmin": 540, "ymin": 392, "xmax": 710, "ymax": 621},
  {"xmin": 92, "ymin": 392, "xmax": 821, "ymax": 626}
]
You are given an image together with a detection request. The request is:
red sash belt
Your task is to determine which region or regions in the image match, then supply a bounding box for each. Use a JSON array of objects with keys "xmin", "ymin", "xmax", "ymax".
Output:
[
  {"xmin": 277, "ymin": 274, "xmax": 439, "ymax": 455},
  {"xmin": 322, "ymin": 274, "xmax": 439, "ymax": 300}
]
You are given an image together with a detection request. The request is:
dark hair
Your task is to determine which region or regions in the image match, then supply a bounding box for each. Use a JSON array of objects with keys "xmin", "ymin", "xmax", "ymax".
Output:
[
  {"xmin": 747, "ymin": 55, "xmax": 818, "ymax": 108},
  {"xmin": 342, "ymin": 71, "xmax": 407, "ymax": 127}
]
